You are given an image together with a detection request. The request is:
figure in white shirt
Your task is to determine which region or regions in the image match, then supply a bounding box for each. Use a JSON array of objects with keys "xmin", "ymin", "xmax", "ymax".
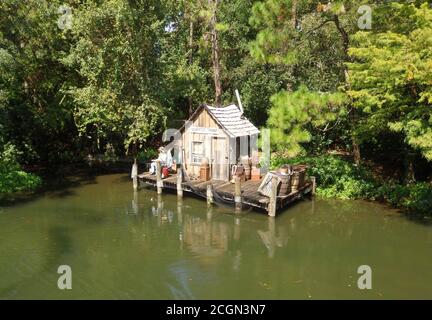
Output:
[{"xmin": 149, "ymin": 146, "xmax": 173, "ymax": 175}]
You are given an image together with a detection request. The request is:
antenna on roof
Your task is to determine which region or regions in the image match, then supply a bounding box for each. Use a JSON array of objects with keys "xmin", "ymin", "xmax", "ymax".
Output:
[{"xmin": 235, "ymin": 89, "xmax": 244, "ymax": 115}]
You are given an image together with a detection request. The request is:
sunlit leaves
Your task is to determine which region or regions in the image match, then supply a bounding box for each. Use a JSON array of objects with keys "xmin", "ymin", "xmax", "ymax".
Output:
[
  {"xmin": 348, "ymin": 2, "xmax": 432, "ymax": 160},
  {"xmin": 267, "ymin": 85, "xmax": 347, "ymax": 156}
]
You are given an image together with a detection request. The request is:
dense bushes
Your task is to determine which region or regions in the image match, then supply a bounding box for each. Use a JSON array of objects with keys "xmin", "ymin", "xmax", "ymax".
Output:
[
  {"xmin": 377, "ymin": 183, "xmax": 432, "ymax": 216},
  {"xmin": 0, "ymin": 143, "xmax": 41, "ymax": 196},
  {"xmin": 271, "ymin": 154, "xmax": 432, "ymax": 216}
]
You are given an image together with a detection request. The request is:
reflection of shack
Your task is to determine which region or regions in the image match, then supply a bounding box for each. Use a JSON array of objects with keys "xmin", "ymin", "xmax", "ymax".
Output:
[{"xmin": 183, "ymin": 214, "xmax": 230, "ymax": 260}]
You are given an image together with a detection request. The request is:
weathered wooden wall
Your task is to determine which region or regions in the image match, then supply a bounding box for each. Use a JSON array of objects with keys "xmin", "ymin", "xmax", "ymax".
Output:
[{"xmin": 183, "ymin": 108, "xmax": 229, "ymax": 179}]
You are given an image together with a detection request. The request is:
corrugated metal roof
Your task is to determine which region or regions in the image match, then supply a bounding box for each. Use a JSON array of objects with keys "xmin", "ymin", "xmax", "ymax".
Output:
[{"xmin": 205, "ymin": 104, "xmax": 260, "ymax": 137}]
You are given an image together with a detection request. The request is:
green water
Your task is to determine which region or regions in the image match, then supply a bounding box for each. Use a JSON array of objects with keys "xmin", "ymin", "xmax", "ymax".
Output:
[{"xmin": 0, "ymin": 173, "xmax": 431, "ymax": 299}]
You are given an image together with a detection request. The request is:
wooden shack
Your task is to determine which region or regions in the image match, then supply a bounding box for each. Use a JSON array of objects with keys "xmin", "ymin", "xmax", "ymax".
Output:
[
  {"xmin": 177, "ymin": 104, "xmax": 260, "ymax": 181},
  {"xmin": 138, "ymin": 103, "xmax": 315, "ymax": 216}
]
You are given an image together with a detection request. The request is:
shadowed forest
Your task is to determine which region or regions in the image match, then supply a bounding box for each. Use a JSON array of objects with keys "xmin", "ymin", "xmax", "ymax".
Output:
[{"xmin": 1, "ymin": 0, "xmax": 431, "ymax": 215}]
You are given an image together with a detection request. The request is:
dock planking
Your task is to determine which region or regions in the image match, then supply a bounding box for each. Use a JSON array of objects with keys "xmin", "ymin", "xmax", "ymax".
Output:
[{"xmin": 138, "ymin": 172, "xmax": 313, "ymax": 215}]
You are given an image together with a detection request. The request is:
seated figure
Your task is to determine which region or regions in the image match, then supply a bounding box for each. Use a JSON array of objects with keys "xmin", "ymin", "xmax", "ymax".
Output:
[{"xmin": 149, "ymin": 146, "xmax": 173, "ymax": 175}]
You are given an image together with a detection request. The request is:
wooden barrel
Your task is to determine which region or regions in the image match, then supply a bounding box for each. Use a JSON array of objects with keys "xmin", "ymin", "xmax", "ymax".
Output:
[
  {"xmin": 244, "ymin": 164, "xmax": 251, "ymax": 180},
  {"xmin": 291, "ymin": 172, "xmax": 300, "ymax": 192},
  {"xmin": 291, "ymin": 168, "xmax": 306, "ymax": 191},
  {"xmin": 277, "ymin": 172, "xmax": 291, "ymax": 196}
]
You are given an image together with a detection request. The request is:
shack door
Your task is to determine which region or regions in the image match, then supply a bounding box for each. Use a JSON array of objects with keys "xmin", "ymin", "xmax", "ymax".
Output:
[{"xmin": 211, "ymin": 137, "xmax": 228, "ymax": 180}]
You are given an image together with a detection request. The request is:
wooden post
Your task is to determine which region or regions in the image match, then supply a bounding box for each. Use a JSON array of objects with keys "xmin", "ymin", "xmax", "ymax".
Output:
[
  {"xmin": 156, "ymin": 160, "xmax": 162, "ymax": 194},
  {"xmin": 311, "ymin": 176, "xmax": 316, "ymax": 195},
  {"xmin": 177, "ymin": 168, "xmax": 183, "ymax": 197},
  {"xmin": 206, "ymin": 184, "xmax": 214, "ymax": 205},
  {"xmin": 234, "ymin": 176, "xmax": 242, "ymax": 212},
  {"xmin": 268, "ymin": 175, "xmax": 278, "ymax": 217},
  {"xmin": 132, "ymin": 159, "xmax": 138, "ymax": 190}
]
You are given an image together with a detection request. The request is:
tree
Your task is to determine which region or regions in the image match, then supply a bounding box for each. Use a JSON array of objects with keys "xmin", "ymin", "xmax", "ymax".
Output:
[
  {"xmin": 62, "ymin": 0, "xmax": 167, "ymax": 155},
  {"xmin": 0, "ymin": 0, "xmax": 80, "ymax": 164},
  {"xmin": 348, "ymin": 2, "xmax": 432, "ymax": 162},
  {"xmin": 267, "ymin": 85, "xmax": 346, "ymax": 156},
  {"xmin": 249, "ymin": 0, "xmax": 357, "ymax": 156}
]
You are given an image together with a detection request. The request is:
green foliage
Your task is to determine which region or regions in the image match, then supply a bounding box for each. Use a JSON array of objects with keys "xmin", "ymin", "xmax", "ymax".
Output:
[
  {"xmin": 348, "ymin": 2, "xmax": 432, "ymax": 161},
  {"xmin": 63, "ymin": 0, "xmax": 167, "ymax": 152},
  {"xmin": 266, "ymin": 86, "xmax": 347, "ymax": 157},
  {"xmin": 137, "ymin": 147, "xmax": 158, "ymax": 162},
  {"xmin": 272, "ymin": 153, "xmax": 432, "ymax": 215},
  {"xmin": 0, "ymin": 0, "xmax": 83, "ymax": 164},
  {"xmin": 376, "ymin": 182, "xmax": 432, "ymax": 216},
  {"xmin": 272, "ymin": 154, "xmax": 376, "ymax": 199},
  {"xmin": 0, "ymin": 142, "xmax": 41, "ymax": 195}
]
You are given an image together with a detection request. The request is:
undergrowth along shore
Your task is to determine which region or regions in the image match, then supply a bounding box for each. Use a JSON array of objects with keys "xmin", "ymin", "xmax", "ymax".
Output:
[
  {"xmin": 272, "ymin": 155, "xmax": 432, "ymax": 216},
  {"xmin": 2, "ymin": 149, "xmax": 431, "ymax": 217}
]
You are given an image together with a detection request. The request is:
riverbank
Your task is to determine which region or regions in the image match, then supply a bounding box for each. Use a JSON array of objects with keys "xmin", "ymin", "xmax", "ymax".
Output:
[
  {"xmin": 0, "ymin": 160, "xmax": 132, "ymax": 205},
  {"xmin": 271, "ymin": 154, "xmax": 432, "ymax": 218},
  {"xmin": 3, "ymin": 154, "xmax": 431, "ymax": 218}
]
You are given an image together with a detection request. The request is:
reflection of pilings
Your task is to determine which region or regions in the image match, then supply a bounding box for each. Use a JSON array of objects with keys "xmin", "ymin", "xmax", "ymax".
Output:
[
  {"xmin": 131, "ymin": 190, "xmax": 139, "ymax": 215},
  {"xmin": 205, "ymin": 205, "xmax": 213, "ymax": 247},
  {"xmin": 157, "ymin": 194, "xmax": 164, "ymax": 224},
  {"xmin": 177, "ymin": 198, "xmax": 183, "ymax": 225},
  {"xmin": 207, "ymin": 204, "xmax": 213, "ymax": 221},
  {"xmin": 311, "ymin": 197, "xmax": 315, "ymax": 215},
  {"xmin": 258, "ymin": 217, "xmax": 277, "ymax": 258},
  {"xmin": 233, "ymin": 250, "xmax": 241, "ymax": 272},
  {"xmin": 177, "ymin": 198, "xmax": 183, "ymax": 248},
  {"xmin": 234, "ymin": 217, "xmax": 241, "ymax": 241},
  {"xmin": 268, "ymin": 217, "xmax": 276, "ymax": 258}
]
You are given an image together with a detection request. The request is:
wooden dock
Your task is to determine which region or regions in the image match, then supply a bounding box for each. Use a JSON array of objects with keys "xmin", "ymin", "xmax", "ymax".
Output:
[{"xmin": 138, "ymin": 172, "xmax": 313, "ymax": 216}]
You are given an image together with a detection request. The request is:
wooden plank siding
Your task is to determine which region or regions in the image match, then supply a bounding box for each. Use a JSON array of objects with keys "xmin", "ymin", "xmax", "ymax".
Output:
[{"xmin": 183, "ymin": 108, "xmax": 229, "ymax": 179}]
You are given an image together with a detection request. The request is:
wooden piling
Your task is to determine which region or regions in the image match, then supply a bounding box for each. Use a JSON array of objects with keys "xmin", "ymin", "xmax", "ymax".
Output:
[
  {"xmin": 177, "ymin": 168, "xmax": 183, "ymax": 197},
  {"xmin": 268, "ymin": 175, "xmax": 278, "ymax": 217},
  {"xmin": 132, "ymin": 159, "xmax": 138, "ymax": 190},
  {"xmin": 206, "ymin": 184, "xmax": 214, "ymax": 205},
  {"xmin": 311, "ymin": 176, "xmax": 316, "ymax": 195},
  {"xmin": 234, "ymin": 176, "xmax": 242, "ymax": 211},
  {"xmin": 156, "ymin": 160, "xmax": 162, "ymax": 194}
]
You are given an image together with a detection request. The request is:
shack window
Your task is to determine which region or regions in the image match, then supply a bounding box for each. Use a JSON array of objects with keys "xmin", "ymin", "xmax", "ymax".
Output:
[{"xmin": 191, "ymin": 141, "xmax": 204, "ymax": 164}]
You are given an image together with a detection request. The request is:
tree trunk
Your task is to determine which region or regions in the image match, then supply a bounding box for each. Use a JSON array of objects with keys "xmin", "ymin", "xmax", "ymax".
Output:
[
  {"xmin": 209, "ymin": 0, "xmax": 222, "ymax": 106},
  {"xmin": 291, "ymin": 0, "xmax": 297, "ymax": 28},
  {"xmin": 334, "ymin": 15, "xmax": 361, "ymax": 165},
  {"xmin": 188, "ymin": 19, "xmax": 194, "ymax": 115}
]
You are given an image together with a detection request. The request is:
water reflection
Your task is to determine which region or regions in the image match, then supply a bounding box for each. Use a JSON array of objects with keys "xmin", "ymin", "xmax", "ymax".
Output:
[
  {"xmin": 144, "ymin": 193, "xmax": 293, "ymax": 262},
  {"xmin": 257, "ymin": 218, "xmax": 288, "ymax": 258},
  {"xmin": 1, "ymin": 174, "xmax": 432, "ymax": 299}
]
